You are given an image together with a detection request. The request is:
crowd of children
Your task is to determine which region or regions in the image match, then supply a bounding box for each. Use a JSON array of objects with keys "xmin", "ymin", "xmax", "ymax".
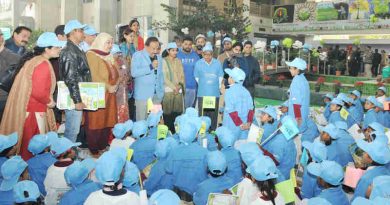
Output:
[{"xmin": 1, "ymin": 57, "xmax": 390, "ymax": 205}]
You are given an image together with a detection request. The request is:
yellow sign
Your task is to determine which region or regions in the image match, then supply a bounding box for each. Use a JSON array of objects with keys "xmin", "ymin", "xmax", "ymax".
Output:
[
  {"xmin": 203, "ymin": 96, "xmax": 216, "ymax": 109},
  {"xmin": 199, "ymin": 122, "xmax": 207, "ymax": 136},
  {"xmin": 290, "ymin": 168, "xmax": 297, "ymax": 187},
  {"xmin": 147, "ymin": 98, "xmax": 154, "ymax": 113},
  {"xmin": 275, "ymin": 180, "xmax": 295, "ymax": 203},
  {"xmin": 157, "ymin": 125, "xmax": 169, "ymax": 140},
  {"xmin": 340, "ymin": 108, "xmax": 349, "ymax": 120},
  {"xmin": 127, "ymin": 149, "xmax": 134, "ymax": 161},
  {"xmin": 257, "ymin": 127, "xmax": 264, "ymax": 144}
]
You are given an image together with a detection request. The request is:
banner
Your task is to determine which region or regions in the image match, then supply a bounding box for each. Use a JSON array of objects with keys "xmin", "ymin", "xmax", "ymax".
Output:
[
  {"xmin": 316, "ymin": 1, "xmax": 349, "ymax": 21},
  {"xmin": 349, "ymin": 0, "xmax": 371, "ymax": 20},
  {"xmin": 294, "ymin": 2, "xmax": 317, "ymax": 22}
]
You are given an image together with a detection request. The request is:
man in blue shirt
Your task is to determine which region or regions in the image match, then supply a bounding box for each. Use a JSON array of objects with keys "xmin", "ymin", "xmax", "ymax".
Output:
[
  {"xmin": 194, "ymin": 43, "xmax": 223, "ymax": 130},
  {"xmin": 131, "ymin": 37, "xmax": 164, "ymax": 120},
  {"xmin": 177, "ymin": 36, "xmax": 200, "ymax": 108}
]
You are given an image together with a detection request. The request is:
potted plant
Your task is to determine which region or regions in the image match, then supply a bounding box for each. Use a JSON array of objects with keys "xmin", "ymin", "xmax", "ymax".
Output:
[
  {"xmin": 315, "ymin": 76, "xmax": 325, "ymax": 92},
  {"xmin": 333, "ymin": 80, "xmax": 342, "ymax": 94},
  {"xmin": 354, "ymin": 81, "xmax": 364, "ymax": 95},
  {"xmin": 277, "ymin": 74, "xmax": 286, "ymax": 88},
  {"xmin": 262, "ymin": 75, "xmax": 271, "ymax": 85}
]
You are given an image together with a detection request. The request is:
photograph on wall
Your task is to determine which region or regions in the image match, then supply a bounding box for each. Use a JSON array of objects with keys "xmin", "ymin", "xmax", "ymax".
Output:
[
  {"xmin": 349, "ymin": 0, "xmax": 371, "ymax": 20},
  {"xmin": 294, "ymin": 2, "xmax": 317, "ymax": 22},
  {"xmin": 316, "ymin": 1, "xmax": 349, "ymax": 21},
  {"xmin": 371, "ymin": 0, "xmax": 390, "ymax": 19},
  {"xmin": 273, "ymin": 5, "xmax": 295, "ymax": 24}
]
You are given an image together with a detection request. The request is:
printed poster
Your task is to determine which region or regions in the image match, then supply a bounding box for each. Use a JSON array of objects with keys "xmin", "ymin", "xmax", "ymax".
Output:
[
  {"xmin": 294, "ymin": 2, "xmax": 317, "ymax": 22},
  {"xmin": 349, "ymin": 0, "xmax": 371, "ymax": 20},
  {"xmin": 316, "ymin": 1, "xmax": 349, "ymax": 21},
  {"xmin": 273, "ymin": 5, "xmax": 295, "ymax": 24}
]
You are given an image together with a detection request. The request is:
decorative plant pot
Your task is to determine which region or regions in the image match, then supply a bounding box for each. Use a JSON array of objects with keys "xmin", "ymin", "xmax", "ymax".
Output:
[
  {"xmin": 335, "ymin": 70, "xmax": 341, "ymax": 76},
  {"xmin": 315, "ymin": 85, "xmax": 320, "ymax": 92}
]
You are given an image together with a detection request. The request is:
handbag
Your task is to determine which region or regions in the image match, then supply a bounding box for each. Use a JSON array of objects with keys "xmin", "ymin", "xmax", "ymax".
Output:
[{"xmin": 0, "ymin": 63, "xmax": 20, "ymax": 92}]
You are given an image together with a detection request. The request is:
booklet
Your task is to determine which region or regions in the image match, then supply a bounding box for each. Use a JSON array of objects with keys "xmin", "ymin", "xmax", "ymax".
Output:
[
  {"xmin": 348, "ymin": 124, "xmax": 365, "ymax": 141},
  {"xmin": 207, "ymin": 193, "xmax": 238, "ymax": 205}
]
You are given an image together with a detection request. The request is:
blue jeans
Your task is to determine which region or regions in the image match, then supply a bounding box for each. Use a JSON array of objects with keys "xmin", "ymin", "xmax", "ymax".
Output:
[
  {"xmin": 184, "ymin": 88, "xmax": 196, "ymax": 108},
  {"xmin": 64, "ymin": 110, "xmax": 83, "ymax": 142}
]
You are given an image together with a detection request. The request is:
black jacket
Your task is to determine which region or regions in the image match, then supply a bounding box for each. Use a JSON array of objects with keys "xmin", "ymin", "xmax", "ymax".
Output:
[
  {"xmin": 59, "ymin": 40, "xmax": 91, "ymax": 104},
  {"xmin": 243, "ymin": 55, "xmax": 261, "ymax": 87}
]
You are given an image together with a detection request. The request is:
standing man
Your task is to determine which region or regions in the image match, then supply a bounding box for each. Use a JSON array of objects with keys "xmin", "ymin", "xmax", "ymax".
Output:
[
  {"xmin": 195, "ymin": 34, "xmax": 206, "ymax": 58},
  {"xmin": 59, "ymin": 20, "xmax": 92, "ymax": 143},
  {"xmin": 217, "ymin": 37, "xmax": 233, "ymax": 64},
  {"xmin": 363, "ymin": 46, "xmax": 373, "ymax": 77},
  {"xmin": 177, "ymin": 36, "xmax": 200, "ymax": 108},
  {"xmin": 194, "ymin": 44, "xmax": 223, "ymax": 130},
  {"xmin": 242, "ymin": 41, "xmax": 261, "ymax": 96},
  {"xmin": 5, "ymin": 26, "xmax": 31, "ymax": 55},
  {"xmin": 372, "ymin": 49, "xmax": 382, "ymax": 77},
  {"xmin": 80, "ymin": 25, "xmax": 98, "ymax": 52},
  {"xmin": 0, "ymin": 29, "xmax": 21, "ymax": 122},
  {"xmin": 131, "ymin": 37, "xmax": 164, "ymax": 120}
]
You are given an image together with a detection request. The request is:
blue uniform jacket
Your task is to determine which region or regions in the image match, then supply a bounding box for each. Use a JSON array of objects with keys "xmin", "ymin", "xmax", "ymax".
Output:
[
  {"xmin": 197, "ymin": 133, "xmax": 218, "ymax": 151},
  {"xmin": 377, "ymin": 111, "xmax": 385, "ymax": 126},
  {"xmin": 193, "ymin": 175, "xmax": 235, "ymax": 205},
  {"xmin": 223, "ymin": 83, "xmax": 254, "ymax": 140},
  {"xmin": 260, "ymin": 121, "xmax": 278, "ymax": 144},
  {"xmin": 347, "ymin": 105, "xmax": 362, "ymax": 127},
  {"xmin": 0, "ymin": 189, "xmax": 13, "ymax": 205},
  {"xmin": 221, "ymin": 147, "xmax": 243, "ymax": 184},
  {"xmin": 0, "ymin": 157, "xmax": 7, "ymax": 179},
  {"xmin": 131, "ymin": 136, "xmax": 157, "ymax": 170},
  {"xmin": 131, "ymin": 50, "xmax": 164, "ymax": 101},
  {"xmin": 165, "ymin": 143, "xmax": 208, "ymax": 195},
  {"xmin": 262, "ymin": 133, "xmax": 297, "ymax": 179},
  {"xmin": 301, "ymin": 168, "xmax": 322, "ymax": 199},
  {"xmin": 59, "ymin": 180, "xmax": 101, "ymax": 205},
  {"xmin": 324, "ymin": 102, "xmax": 331, "ymax": 121},
  {"xmin": 125, "ymin": 184, "xmax": 141, "ymax": 195},
  {"xmin": 363, "ymin": 109, "xmax": 378, "ymax": 130},
  {"xmin": 288, "ymin": 74, "xmax": 310, "ymax": 131},
  {"xmin": 354, "ymin": 99, "xmax": 364, "ymax": 123},
  {"xmin": 144, "ymin": 158, "xmax": 174, "ymax": 195},
  {"xmin": 301, "ymin": 118, "xmax": 320, "ymax": 143},
  {"xmin": 318, "ymin": 186, "xmax": 350, "ymax": 205},
  {"xmin": 325, "ymin": 141, "xmax": 345, "ymax": 167},
  {"xmin": 352, "ymin": 166, "xmax": 390, "ymax": 201},
  {"xmin": 328, "ymin": 111, "xmax": 344, "ymax": 124},
  {"xmin": 194, "ymin": 58, "xmax": 223, "ymax": 97},
  {"xmin": 384, "ymin": 111, "xmax": 390, "ymax": 128},
  {"xmin": 336, "ymin": 130, "xmax": 355, "ymax": 167},
  {"xmin": 27, "ymin": 152, "xmax": 56, "ymax": 195}
]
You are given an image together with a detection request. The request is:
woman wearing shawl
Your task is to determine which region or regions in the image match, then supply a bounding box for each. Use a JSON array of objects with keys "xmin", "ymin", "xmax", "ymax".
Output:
[
  {"xmin": 0, "ymin": 32, "xmax": 62, "ymax": 160},
  {"xmin": 85, "ymin": 33, "xmax": 119, "ymax": 156}
]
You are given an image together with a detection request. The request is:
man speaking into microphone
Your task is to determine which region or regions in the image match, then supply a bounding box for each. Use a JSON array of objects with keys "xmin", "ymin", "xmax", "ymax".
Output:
[{"xmin": 131, "ymin": 37, "xmax": 164, "ymax": 120}]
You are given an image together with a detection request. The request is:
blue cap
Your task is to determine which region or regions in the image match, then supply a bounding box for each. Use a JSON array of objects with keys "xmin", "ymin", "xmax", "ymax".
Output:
[
  {"xmin": 352, "ymin": 197, "xmax": 390, "ymax": 205},
  {"xmin": 110, "ymin": 44, "xmax": 121, "ymax": 55},
  {"xmin": 154, "ymin": 138, "xmax": 178, "ymax": 159},
  {"xmin": 350, "ymin": 90, "xmax": 361, "ymax": 98},
  {"xmin": 366, "ymin": 96, "xmax": 379, "ymax": 106},
  {"xmin": 0, "ymin": 156, "xmax": 28, "ymax": 191},
  {"xmin": 179, "ymin": 121, "xmax": 197, "ymax": 144},
  {"xmin": 323, "ymin": 93, "xmax": 334, "ymax": 100},
  {"xmin": 36, "ymin": 32, "xmax": 66, "ymax": 48},
  {"xmin": 166, "ymin": 42, "xmax": 178, "ymax": 50},
  {"xmin": 13, "ymin": 180, "xmax": 40, "ymax": 203},
  {"xmin": 378, "ymin": 86, "xmax": 387, "ymax": 93},
  {"xmin": 200, "ymin": 116, "xmax": 211, "ymax": 131},
  {"xmin": 84, "ymin": 25, "xmax": 97, "ymax": 36},
  {"xmin": 222, "ymin": 37, "xmax": 232, "ymax": 44},
  {"xmin": 50, "ymin": 137, "xmax": 81, "ymax": 157},
  {"xmin": 238, "ymin": 142, "xmax": 263, "ymax": 165},
  {"xmin": 280, "ymin": 100, "xmax": 288, "ymax": 107},
  {"xmin": 322, "ymin": 123, "xmax": 339, "ymax": 139},
  {"xmin": 375, "ymin": 101, "xmax": 384, "ymax": 109},
  {"xmin": 330, "ymin": 98, "xmax": 344, "ymax": 106},
  {"xmin": 246, "ymin": 156, "xmax": 278, "ymax": 181},
  {"xmin": 307, "ymin": 160, "xmax": 344, "ymax": 186},
  {"xmin": 308, "ymin": 197, "xmax": 332, "ymax": 205},
  {"xmin": 260, "ymin": 106, "xmax": 277, "ymax": 120},
  {"xmin": 225, "ymin": 67, "xmax": 246, "ymax": 83},
  {"xmin": 337, "ymin": 93, "xmax": 347, "ymax": 100},
  {"xmin": 149, "ymin": 189, "xmax": 180, "ymax": 205},
  {"xmin": 371, "ymin": 131, "xmax": 388, "ymax": 145},
  {"xmin": 207, "ymin": 151, "xmax": 227, "ymax": 175},
  {"xmin": 286, "ymin": 58, "xmax": 307, "ymax": 70},
  {"xmin": 113, "ymin": 120, "xmax": 133, "ymax": 139},
  {"xmin": 357, "ymin": 139, "xmax": 390, "ymax": 164},
  {"xmin": 185, "ymin": 107, "xmax": 199, "ymax": 118},
  {"xmin": 302, "ymin": 140, "xmax": 327, "ymax": 162},
  {"xmin": 334, "ymin": 121, "xmax": 348, "ymax": 131},
  {"xmin": 64, "ymin": 19, "xmax": 87, "ymax": 35},
  {"xmin": 28, "ymin": 133, "xmax": 56, "ymax": 155},
  {"xmin": 0, "ymin": 132, "xmax": 18, "ymax": 152},
  {"xmin": 339, "ymin": 94, "xmax": 354, "ymax": 104},
  {"xmin": 369, "ymin": 122, "xmax": 385, "ymax": 133},
  {"xmin": 147, "ymin": 111, "xmax": 163, "ymax": 127},
  {"xmin": 64, "ymin": 158, "xmax": 95, "ymax": 187},
  {"xmin": 370, "ymin": 175, "xmax": 390, "ymax": 199},
  {"xmin": 95, "ymin": 150, "xmax": 126, "ymax": 184},
  {"xmin": 123, "ymin": 162, "xmax": 140, "ymax": 188},
  {"xmin": 216, "ymin": 126, "xmax": 236, "ymax": 148},
  {"xmin": 132, "ymin": 120, "xmax": 148, "ymax": 139},
  {"xmin": 202, "ymin": 44, "xmax": 213, "ymax": 52}
]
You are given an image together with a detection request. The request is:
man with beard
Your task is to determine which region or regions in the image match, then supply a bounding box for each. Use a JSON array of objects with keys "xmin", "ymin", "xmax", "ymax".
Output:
[
  {"xmin": 177, "ymin": 36, "xmax": 200, "ymax": 108},
  {"xmin": 222, "ymin": 42, "xmax": 249, "ymax": 89},
  {"xmin": 217, "ymin": 37, "xmax": 233, "ymax": 64},
  {"xmin": 5, "ymin": 26, "xmax": 31, "ymax": 55},
  {"xmin": 194, "ymin": 34, "xmax": 206, "ymax": 58}
]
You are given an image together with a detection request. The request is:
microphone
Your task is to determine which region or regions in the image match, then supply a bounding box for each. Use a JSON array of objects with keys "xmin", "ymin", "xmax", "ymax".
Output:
[{"xmin": 152, "ymin": 55, "xmax": 158, "ymax": 75}]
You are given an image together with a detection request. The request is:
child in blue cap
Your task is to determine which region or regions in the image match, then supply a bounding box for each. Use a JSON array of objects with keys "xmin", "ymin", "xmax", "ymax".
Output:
[
  {"xmin": 197, "ymin": 116, "xmax": 218, "ymax": 151},
  {"xmin": 13, "ymin": 180, "xmax": 42, "ymax": 204},
  {"xmin": 0, "ymin": 156, "xmax": 29, "ymax": 205},
  {"xmin": 27, "ymin": 132, "xmax": 57, "ymax": 196},
  {"xmin": 349, "ymin": 90, "xmax": 364, "ymax": 122},
  {"xmin": 367, "ymin": 175, "xmax": 390, "ymax": 199},
  {"xmin": 215, "ymin": 126, "xmax": 242, "ymax": 184},
  {"xmin": 376, "ymin": 86, "xmax": 387, "ymax": 104},
  {"xmin": 44, "ymin": 137, "xmax": 80, "ymax": 205},
  {"xmin": 352, "ymin": 139, "xmax": 390, "ymax": 201},
  {"xmin": 59, "ymin": 158, "xmax": 100, "ymax": 205},
  {"xmin": 301, "ymin": 140, "xmax": 327, "ymax": 199},
  {"xmin": 146, "ymin": 111, "xmax": 164, "ymax": 139},
  {"xmin": 149, "ymin": 189, "xmax": 180, "ymax": 205},
  {"xmin": 223, "ymin": 67, "xmax": 254, "ymax": 140},
  {"xmin": 364, "ymin": 122, "xmax": 385, "ymax": 142},
  {"xmin": 374, "ymin": 101, "xmax": 386, "ymax": 126},
  {"xmin": 319, "ymin": 123, "xmax": 349, "ymax": 166},
  {"xmin": 193, "ymin": 151, "xmax": 236, "ymax": 205},
  {"xmin": 165, "ymin": 118, "xmax": 208, "ymax": 202},
  {"xmin": 110, "ymin": 120, "xmax": 135, "ymax": 150},
  {"xmin": 339, "ymin": 94, "xmax": 360, "ymax": 128},
  {"xmin": 144, "ymin": 138, "xmax": 177, "ymax": 195},
  {"xmin": 322, "ymin": 93, "xmax": 334, "ymax": 121},
  {"xmin": 246, "ymin": 156, "xmax": 286, "ymax": 204},
  {"xmin": 328, "ymin": 98, "xmax": 345, "ymax": 124},
  {"xmin": 334, "ymin": 121, "xmax": 354, "ymax": 166},
  {"xmin": 0, "ymin": 133, "xmax": 18, "ymax": 175},
  {"xmin": 257, "ymin": 106, "xmax": 278, "ymax": 144},
  {"xmin": 307, "ymin": 160, "xmax": 349, "ymax": 205},
  {"xmin": 363, "ymin": 96, "xmax": 379, "ymax": 130},
  {"xmin": 130, "ymin": 120, "xmax": 157, "ymax": 171},
  {"xmin": 123, "ymin": 162, "xmax": 141, "ymax": 194}
]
